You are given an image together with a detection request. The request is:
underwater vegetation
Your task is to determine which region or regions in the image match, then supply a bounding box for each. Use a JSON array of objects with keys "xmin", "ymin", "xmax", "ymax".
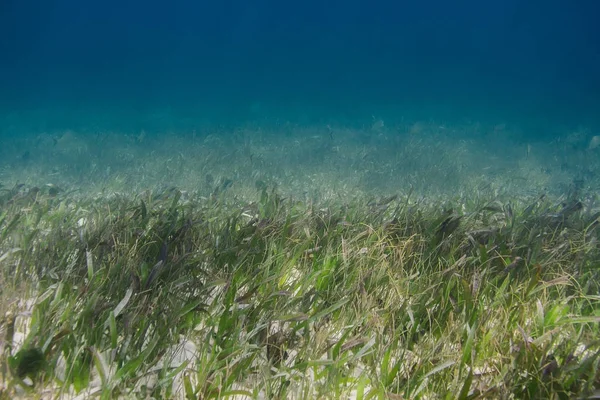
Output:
[
  {"xmin": 0, "ymin": 179, "xmax": 599, "ymax": 399},
  {"xmin": 0, "ymin": 124, "xmax": 599, "ymax": 398}
]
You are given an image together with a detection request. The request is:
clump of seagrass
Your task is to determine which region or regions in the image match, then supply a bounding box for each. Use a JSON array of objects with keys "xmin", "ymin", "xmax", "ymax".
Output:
[{"xmin": 0, "ymin": 184, "xmax": 598, "ymax": 399}]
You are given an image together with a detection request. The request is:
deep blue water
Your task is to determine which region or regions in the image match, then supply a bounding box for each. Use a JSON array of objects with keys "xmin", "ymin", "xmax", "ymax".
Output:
[{"xmin": 1, "ymin": 0, "xmax": 599, "ymax": 136}]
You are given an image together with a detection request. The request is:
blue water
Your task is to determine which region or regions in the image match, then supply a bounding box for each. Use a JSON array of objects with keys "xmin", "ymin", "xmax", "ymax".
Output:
[{"xmin": 1, "ymin": 0, "xmax": 599, "ymax": 136}]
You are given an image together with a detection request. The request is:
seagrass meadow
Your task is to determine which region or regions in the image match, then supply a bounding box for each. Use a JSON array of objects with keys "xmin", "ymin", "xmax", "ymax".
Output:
[{"xmin": 1, "ymin": 123, "xmax": 600, "ymax": 399}]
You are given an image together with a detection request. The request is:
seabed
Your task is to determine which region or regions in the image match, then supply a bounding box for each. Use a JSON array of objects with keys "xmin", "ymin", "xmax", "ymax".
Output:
[{"xmin": 0, "ymin": 122, "xmax": 599, "ymax": 399}]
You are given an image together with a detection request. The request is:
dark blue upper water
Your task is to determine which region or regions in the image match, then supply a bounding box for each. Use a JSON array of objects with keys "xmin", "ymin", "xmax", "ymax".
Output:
[{"xmin": 1, "ymin": 0, "xmax": 599, "ymax": 136}]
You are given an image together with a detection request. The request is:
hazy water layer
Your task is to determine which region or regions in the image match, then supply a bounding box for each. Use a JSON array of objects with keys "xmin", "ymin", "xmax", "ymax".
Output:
[{"xmin": 1, "ymin": 1, "xmax": 599, "ymax": 137}]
